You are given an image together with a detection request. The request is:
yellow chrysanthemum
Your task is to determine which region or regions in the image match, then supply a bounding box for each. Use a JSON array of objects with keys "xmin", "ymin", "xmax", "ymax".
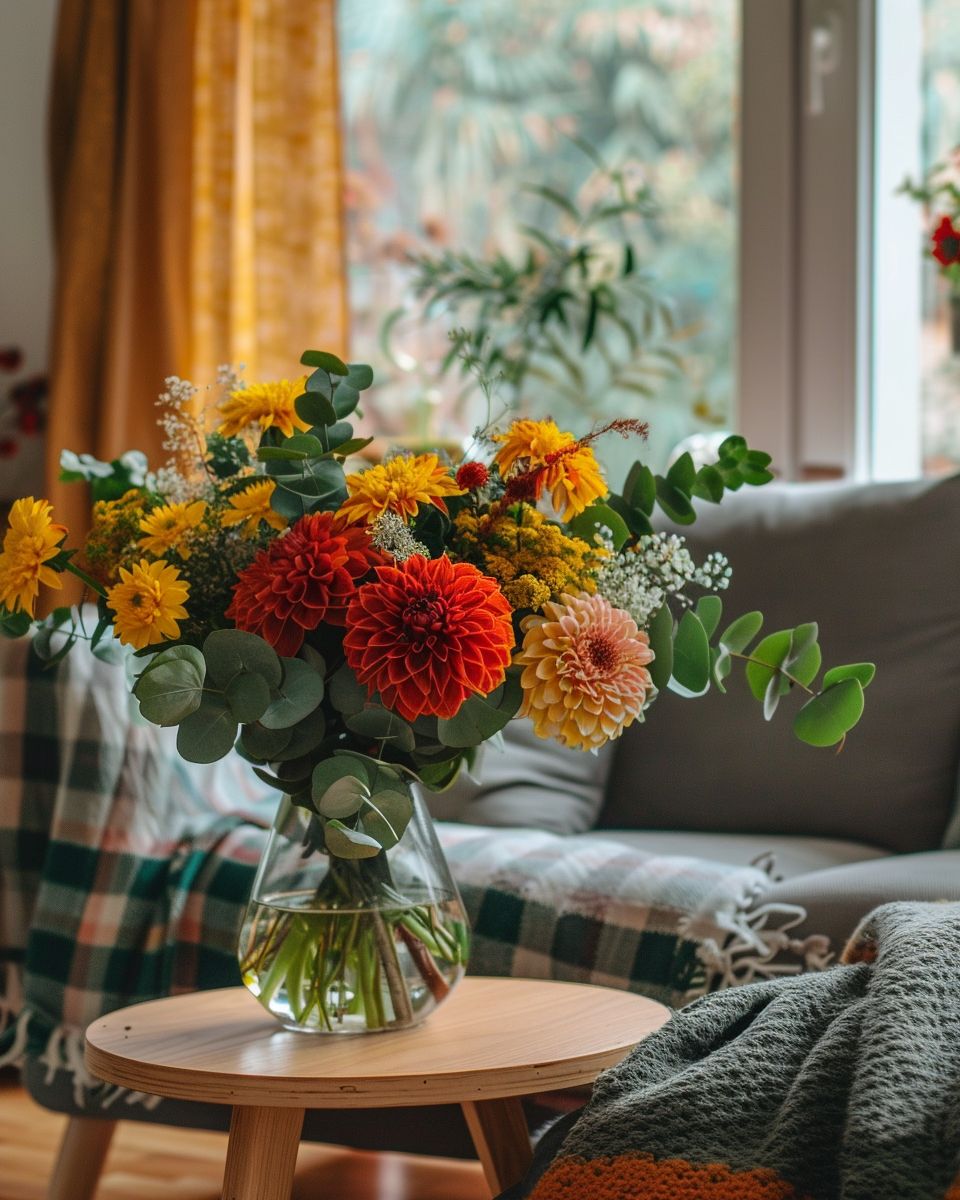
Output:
[
  {"xmin": 138, "ymin": 500, "xmax": 207, "ymax": 560},
  {"xmin": 0, "ymin": 497, "xmax": 67, "ymax": 616},
  {"xmin": 337, "ymin": 453, "xmax": 465, "ymax": 525},
  {"xmin": 220, "ymin": 480, "xmax": 287, "ymax": 538},
  {"xmin": 493, "ymin": 417, "xmax": 608, "ymax": 521},
  {"xmin": 217, "ymin": 377, "xmax": 310, "ymax": 439},
  {"xmin": 107, "ymin": 559, "xmax": 189, "ymax": 650},
  {"xmin": 516, "ymin": 592, "xmax": 654, "ymax": 751}
]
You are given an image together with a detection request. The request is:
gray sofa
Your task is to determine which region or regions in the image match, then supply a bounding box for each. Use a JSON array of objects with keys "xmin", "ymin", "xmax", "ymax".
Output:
[{"xmin": 433, "ymin": 472, "xmax": 960, "ymax": 957}]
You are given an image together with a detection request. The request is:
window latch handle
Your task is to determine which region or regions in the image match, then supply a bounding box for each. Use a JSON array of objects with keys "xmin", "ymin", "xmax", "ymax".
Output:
[{"xmin": 808, "ymin": 11, "xmax": 842, "ymax": 116}]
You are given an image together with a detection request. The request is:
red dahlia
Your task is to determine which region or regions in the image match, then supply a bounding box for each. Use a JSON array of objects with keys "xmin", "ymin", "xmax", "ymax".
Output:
[
  {"xmin": 455, "ymin": 461, "xmax": 490, "ymax": 491},
  {"xmin": 226, "ymin": 512, "xmax": 383, "ymax": 657},
  {"xmin": 932, "ymin": 215, "xmax": 960, "ymax": 266},
  {"xmin": 343, "ymin": 554, "xmax": 515, "ymax": 721}
]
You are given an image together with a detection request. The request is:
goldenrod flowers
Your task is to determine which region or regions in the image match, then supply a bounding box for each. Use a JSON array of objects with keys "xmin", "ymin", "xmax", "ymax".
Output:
[{"xmin": 0, "ymin": 497, "xmax": 66, "ymax": 616}]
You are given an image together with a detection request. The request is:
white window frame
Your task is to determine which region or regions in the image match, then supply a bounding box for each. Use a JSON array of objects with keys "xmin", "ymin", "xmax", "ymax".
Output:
[{"xmin": 738, "ymin": 0, "xmax": 923, "ymax": 482}]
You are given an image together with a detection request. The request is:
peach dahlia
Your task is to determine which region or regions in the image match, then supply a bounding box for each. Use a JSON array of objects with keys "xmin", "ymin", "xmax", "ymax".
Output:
[{"xmin": 516, "ymin": 592, "xmax": 654, "ymax": 751}]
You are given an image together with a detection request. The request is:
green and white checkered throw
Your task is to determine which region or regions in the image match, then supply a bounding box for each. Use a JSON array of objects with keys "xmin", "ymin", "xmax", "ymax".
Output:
[{"xmin": 0, "ymin": 636, "xmax": 825, "ymax": 1105}]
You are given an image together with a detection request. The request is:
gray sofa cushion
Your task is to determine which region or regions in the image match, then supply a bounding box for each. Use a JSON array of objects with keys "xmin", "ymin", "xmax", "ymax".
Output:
[
  {"xmin": 584, "ymin": 830, "xmax": 887, "ymax": 881},
  {"xmin": 759, "ymin": 850, "xmax": 960, "ymax": 954},
  {"xmin": 425, "ymin": 717, "xmax": 614, "ymax": 834},
  {"xmin": 601, "ymin": 475, "xmax": 960, "ymax": 854}
]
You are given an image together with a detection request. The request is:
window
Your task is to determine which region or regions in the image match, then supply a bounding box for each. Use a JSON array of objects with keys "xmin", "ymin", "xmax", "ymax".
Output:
[{"xmin": 337, "ymin": 1, "xmax": 740, "ymax": 477}]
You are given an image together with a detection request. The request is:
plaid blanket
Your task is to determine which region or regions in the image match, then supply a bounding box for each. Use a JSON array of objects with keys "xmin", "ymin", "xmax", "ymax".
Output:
[{"xmin": 0, "ymin": 636, "xmax": 826, "ymax": 1107}]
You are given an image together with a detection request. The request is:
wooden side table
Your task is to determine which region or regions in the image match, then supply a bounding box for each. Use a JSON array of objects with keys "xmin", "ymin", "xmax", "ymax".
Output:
[{"xmin": 85, "ymin": 977, "xmax": 669, "ymax": 1200}]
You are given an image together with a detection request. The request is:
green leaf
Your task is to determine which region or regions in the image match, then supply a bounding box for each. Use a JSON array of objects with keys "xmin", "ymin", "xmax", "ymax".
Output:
[
  {"xmin": 718, "ymin": 611, "xmax": 763, "ymax": 654},
  {"xmin": 718, "ymin": 435, "xmax": 747, "ymax": 461},
  {"xmin": 361, "ymin": 788, "xmax": 414, "ymax": 850},
  {"xmin": 646, "ymin": 604, "xmax": 674, "ymax": 691},
  {"xmin": 437, "ymin": 672, "xmax": 523, "ymax": 748},
  {"xmin": 822, "ymin": 662, "xmax": 876, "ymax": 689},
  {"xmin": 346, "ymin": 363, "xmax": 374, "ymax": 390},
  {"xmin": 695, "ymin": 596, "xmax": 723, "ymax": 640},
  {"xmin": 224, "ymin": 673, "xmax": 271, "ymax": 724},
  {"xmin": 655, "ymin": 476, "xmax": 696, "ymax": 524},
  {"xmin": 270, "ymin": 711, "xmax": 327, "ymax": 761},
  {"xmin": 692, "ymin": 465, "xmax": 725, "ymax": 503},
  {"xmin": 329, "ymin": 437, "xmax": 374, "ymax": 458},
  {"xmin": 670, "ymin": 610, "xmax": 711, "ymax": 695},
  {"xmin": 666, "ymin": 452, "xmax": 696, "ymax": 494},
  {"xmin": 311, "ymin": 757, "xmax": 370, "ymax": 812},
  {"xmin": 711, "ymin": 645, "xmax": 731, "ymax": 693},
  {"xmin": 622, "ymin": 461, "xmax": 656, "ymax": 514},
  {"xmin": 416, "ymin": 755, "xmax": 465, "ymax": 791},
  {"xmin": 0, "ymin": 610, "xmax": 33, "ymax": 638},
  {"xmin": 295, "ymin": 390, "xmax": 336, "ymax": 427},
  {"xmin": 324, "ymin": 819, "xmax": 382, "ymax": 859},
  {"xmin": 567, "ymin": 503, "xmax": 630, "ymax": 551},
  {"xmin": 344, "ymin": 705, "xmax": 416, "ymax": 752},
  {"xmin": 239, "ymin": 722, "xmax": 292, "ymax": 761},
  {"xmin": 793, "ymin": 679, "xmax": 865, "ymax": 747},
  {"xmin": 317, "ymin": 777, "xmax": 370, "ymax": 819},
  {"xmin": 202, "ymin": 629, "xmax": 282, "ymax": 690},
  {"xmin": 300, "ymin": 349, "xmax": 348, "ymax": 374},
  {"xmin": 745, "ymin": 630, "xmax": 792, "ymax": 702},
  {"xmin": 332, "ymin": 382, "xmax": 360, "ymax": 419},
  {"xmin": 329, "ymin": 663, "xmax": 368, "ymax": 715},
  {"xmin": 133, "ymin": 645, "xmax": 206, "ymax": 726},
  {"xmin": 176, "ymin": 693, "xmax": 238, "ymax": 763},
  {"xmin": 259, "ymin": 657, "xmax": 325, "ymax": 729},
  {"xmin": 783, "ymin": 623, "xmax": 822, "ymax": 687}
]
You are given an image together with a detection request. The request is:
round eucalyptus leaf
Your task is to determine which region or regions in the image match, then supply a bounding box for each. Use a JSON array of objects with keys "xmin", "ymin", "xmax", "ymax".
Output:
[
  {"xmin": 176, "ymin": 693, "xmax": 238, "ymax": 763},
  {"xmin": 260, "ymin": 657, "xmax": 325, "ymax": 729},
  {"xmin": 202, "ymin": 628, "xmax": 282, "ymax": 689},
  {"xmin": 225, "ymin": 673, "xmax": 271, "ymax": 724},
  {"xmin": 324, "ymin": 819, "xmax": 382, "ymax": 860},
  {"xmin": 240, "ymin": 722, "xmax": 292, "ymax": 761},
  {"xmin": 361, "ymin": 789, "xmax": 413, "ymax": 850},
  {"xmin": 318, "ymin": 775, "xmax": 370, "ymax": 819},
  {"xmin": 312, "ymin": 757, "xmax": 370, "ymax": 810},
  {"xmin": 793, "ymin": 678, "xmax": 865, "ymax": 747},
  {"xmin": 744, "ymin": 629, "xmax": 792, "ymax": 702},
  {"xmin": 133, "ymin": 645, "xmax": 206, "ymax": 726}
]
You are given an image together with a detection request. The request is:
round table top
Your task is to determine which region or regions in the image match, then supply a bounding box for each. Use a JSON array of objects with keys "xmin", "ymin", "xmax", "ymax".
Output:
[{"xmin": 85, "ymin": 978, "xmax": 670, "ymax": 1109}]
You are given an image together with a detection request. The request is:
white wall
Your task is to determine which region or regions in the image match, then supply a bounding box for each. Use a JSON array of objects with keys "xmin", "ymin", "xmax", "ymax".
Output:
[{"xmin": 0, "ymin": 0, "xmax": 58, "ymax": 491}]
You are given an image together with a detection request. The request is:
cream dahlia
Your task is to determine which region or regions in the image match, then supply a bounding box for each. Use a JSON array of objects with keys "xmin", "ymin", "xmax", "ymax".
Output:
[{"xmin": 516, "ymin": 591, "xmax": 654, "ymax": 751}]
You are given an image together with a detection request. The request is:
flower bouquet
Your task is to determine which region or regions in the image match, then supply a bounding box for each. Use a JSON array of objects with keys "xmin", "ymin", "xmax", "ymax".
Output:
[{"xmin": 0, "ymin": 351, "xmax": 873, "ymax": 1033}]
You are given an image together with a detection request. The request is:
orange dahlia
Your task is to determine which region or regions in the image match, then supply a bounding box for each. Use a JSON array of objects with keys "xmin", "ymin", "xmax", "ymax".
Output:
[
  {"xmin": 226, "ymin": 512, "xmax": 383, "ymax": 657},
  {"xmin": 343, "ymin": 554, "xmax": 515, "ymax": 722},
  {"xmin": 516, "ymin": 592, "xmax": 654, "ymax": 751}
]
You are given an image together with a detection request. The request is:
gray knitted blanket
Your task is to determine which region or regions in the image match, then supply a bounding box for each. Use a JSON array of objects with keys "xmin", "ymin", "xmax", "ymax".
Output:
[{"xmin": 505, "ymin": 902, "xmax": 960, "ymax": 1200}]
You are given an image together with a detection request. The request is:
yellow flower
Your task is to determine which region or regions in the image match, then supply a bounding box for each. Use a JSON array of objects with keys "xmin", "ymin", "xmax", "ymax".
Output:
[
  {"xmin": 138, "ymin": 500, "xmax": 207, "ymax": 559},
  {"xmin": 221, "ymin": 480, "xmax": 287, "ymax": 538},
  {"xmin": 338, "ymin": 453, "xmax": 465, "ymax": 525},
  {"xmin": 493, "ymin": 417, "xmax": 608, "ymax": 521},
  {"xmin": 493, "ymin": 418, "xmax": 573, "ymax": 475},
  {"xmin": 516, "ymin": 592, "xmax": 654, "ymax": 751},
  {"xmin": 81, "ymin": 489, "xmax": 149, "ymax": 585},
  {"xmin": 217, "ymin": 378, "xmax": 310, "ymax": 439},
  {"xmin": 107, "ymin": 559, "xmax": 189, "ymax": 650},
  {"xmin": 0, "ymin": 497, "xmax": 67, "ymax": 616},
  {"xmin": 503, "ymin": 575, "xmax": 551, "ymax": 611}
]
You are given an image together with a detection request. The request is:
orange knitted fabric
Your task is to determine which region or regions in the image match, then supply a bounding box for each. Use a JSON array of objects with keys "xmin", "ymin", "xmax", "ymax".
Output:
[{"xmin": 530, "ymin": 1153, "xmax": 812, "ymax": 1200}]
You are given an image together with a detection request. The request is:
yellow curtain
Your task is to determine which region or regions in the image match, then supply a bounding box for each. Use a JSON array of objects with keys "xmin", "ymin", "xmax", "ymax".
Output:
[
  {"xmin": 46, "ymin": 0, "xmax": 347, "ymax": 547},
  {"xmin": 191, "ymin": 0, "xmax": 348, "ymax": 380},
  {"xmin": 46, "ymin": 0, "xmax": 195, "ymax": 547}
]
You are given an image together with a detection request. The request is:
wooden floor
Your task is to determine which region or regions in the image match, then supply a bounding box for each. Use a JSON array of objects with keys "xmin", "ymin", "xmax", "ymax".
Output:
[{"xmin": 0, "ymin": 1074, "xmax": 487, "ymax": 1200}]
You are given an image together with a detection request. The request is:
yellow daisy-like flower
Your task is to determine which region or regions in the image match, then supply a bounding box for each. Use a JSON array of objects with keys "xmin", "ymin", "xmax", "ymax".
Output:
[
  {"xmin": 337, "ymin": 453, "xmax": 465, "ymax": 525},
  {"xmin": 516, "ymin": 591, "xmax": 654, "ymax": 751},
  {"xmin": 106, "ymin": 559, "xmax": 189, "ymax": 650},
  {"xmin": 0, "ymin": 497, "xmax": 67, "ymax": 616},
  {"xmin": 493, "ymin": 418, "xmax": 608, "ymax": 521},
  {"xmin": 139, "ymin": 500, "xmax": 207, "ymax": 560},
  {"xmin": 220, "ymin": 480, "xmax": 287, "ymax": 538},
  {"xmin": 217, "ymin": 378, "xmax": 310, "ymax": 439}
]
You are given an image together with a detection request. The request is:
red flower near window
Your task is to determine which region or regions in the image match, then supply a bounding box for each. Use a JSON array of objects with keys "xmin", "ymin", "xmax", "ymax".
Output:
[
  {"xmin": 932, "ymin": 215, "xmax": 960, "ymax": 266},
  {"xmin": 226, "ymin": 512, "xmax": 384, "ymax": 656},
  {"xmin": 343, "ymin": 554, "xmax": 515, "ymax": 721}
]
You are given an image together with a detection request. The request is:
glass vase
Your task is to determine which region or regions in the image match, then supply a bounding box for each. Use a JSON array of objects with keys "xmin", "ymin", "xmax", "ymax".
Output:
[{"xmin": 238, "ymin": 789, "xmax": 469, "ymax": 1034}]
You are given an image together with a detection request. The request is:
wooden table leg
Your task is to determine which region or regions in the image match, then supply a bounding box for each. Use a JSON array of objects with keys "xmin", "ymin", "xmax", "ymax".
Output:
[
  {"xmin": 461, "ymin": 1097, "xmax": 533, "ymax": 1196},
  {"xmin": 221, "ymin": 1106, "xmax": 304, "ymax": 1200},
  {"xmin": 48, "ymin": 1116, "xmax": 116, "ymax": 1200}
]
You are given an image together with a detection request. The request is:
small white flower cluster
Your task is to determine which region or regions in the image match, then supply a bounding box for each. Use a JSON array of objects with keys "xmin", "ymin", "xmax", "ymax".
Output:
[
  {"xmin": 216, "ymin": 362, "xmax": 246, "ymax": 393},
  {"xmin": 597, "ymin": 532, "xmax": 733, "ymax": 629},
  {"xmin": 369, "ymin": 512, "xmax": 429, "ymax": 562},
  {"xmin": 155, "ymin": 375, "xmax": 199, "ymax": 456}
]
